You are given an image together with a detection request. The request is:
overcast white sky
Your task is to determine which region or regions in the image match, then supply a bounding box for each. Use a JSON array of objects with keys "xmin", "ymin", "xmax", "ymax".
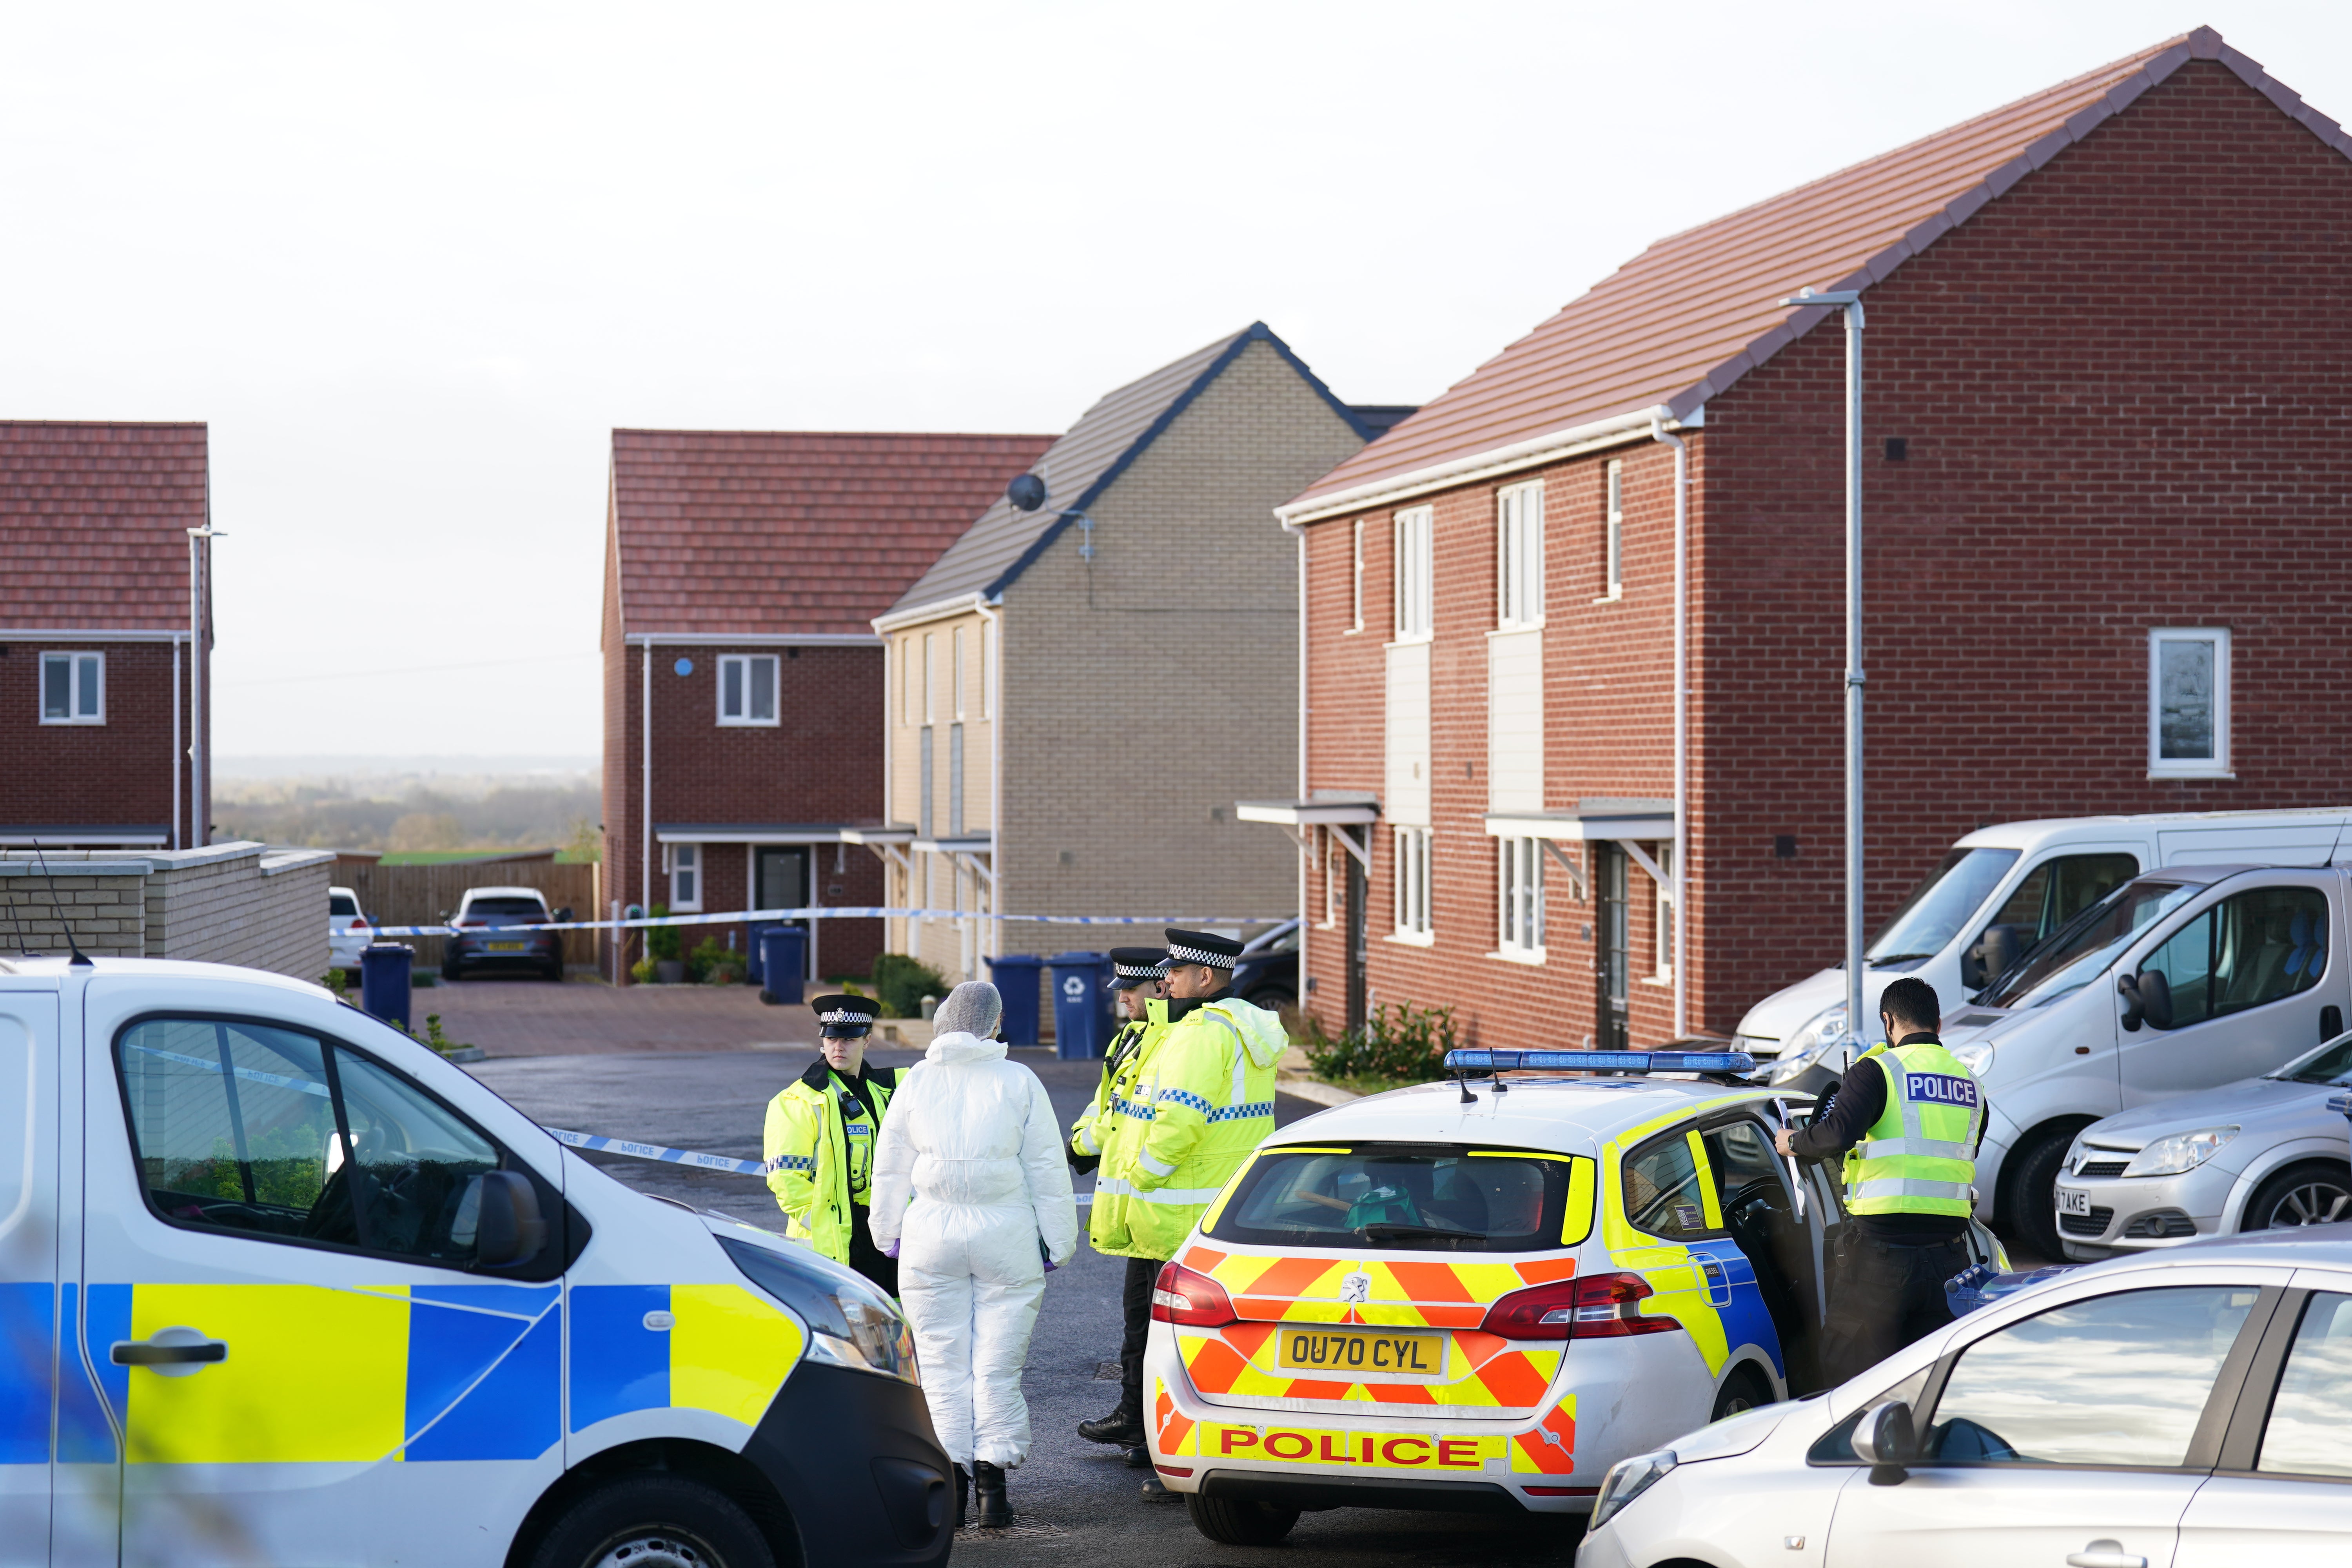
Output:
[{"xmin": 8, "ymin": 2, "xmax": 2345, "ymax": 762}]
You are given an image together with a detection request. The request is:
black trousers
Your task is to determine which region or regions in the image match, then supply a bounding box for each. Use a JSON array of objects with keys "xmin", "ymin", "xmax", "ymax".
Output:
[
  {"xmin": 1821, "ymin": 1229, "xmax": 1970, "ymax": 1386},
  {"xmin": 847, "ymin": 1203, "xmax": 900, "ymax": 1300},
  {"xmin": 1118, "ymin": 1256, "xmax": 1160, "ymax": 1417}
]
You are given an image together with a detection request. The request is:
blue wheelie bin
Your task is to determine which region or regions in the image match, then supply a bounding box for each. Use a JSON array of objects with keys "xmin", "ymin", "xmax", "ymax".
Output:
[
  {"xmin": 758, "ymin": 925, "xmax": 809, "ymax": 1005},
  {"xmin": 1049, "ymin": 952, "xmax": 1115, "ymax": 1060},
  {"xmin": 987, "ymin": 954, "xmax": 1047, "ymax": 1046},
  {"xmin": 360, "ymin": 942, "xmax": 413, "ymax": 1031}
]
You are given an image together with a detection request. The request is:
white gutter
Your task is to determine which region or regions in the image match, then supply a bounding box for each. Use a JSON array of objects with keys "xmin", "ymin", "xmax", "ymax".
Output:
[
  {"xmin": 621, "ymin": 632, "xmax": 878, "ymax": 647},
  {"xmin": 1276, "ymin": 404, "xmax": 1696, "ymax": 527},
  {"xmin": 1651, "ymin": 417, "xmax": 1690, "ymax": 1040},
  {"xmin": 873, "ymin": 591, "xmax": 995, "ymax": 637}
]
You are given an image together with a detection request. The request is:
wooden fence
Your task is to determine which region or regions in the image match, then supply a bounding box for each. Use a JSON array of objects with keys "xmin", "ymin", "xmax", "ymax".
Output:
[{"xmin": 335, "ymin": 858, "xmax": 600, "ymax": 970}]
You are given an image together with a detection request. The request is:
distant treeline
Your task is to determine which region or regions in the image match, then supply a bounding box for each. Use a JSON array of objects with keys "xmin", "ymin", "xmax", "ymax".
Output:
[{"xmin": 216, "ymin": 779, "xmax": 601, "ymax": 856}]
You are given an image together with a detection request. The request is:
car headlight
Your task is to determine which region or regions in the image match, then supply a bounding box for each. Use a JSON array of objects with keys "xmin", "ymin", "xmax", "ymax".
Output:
[
  {"xmin": 1766, "ymin": 1004, "xmax": 1848, "ymax": 1085},
  {"xmin": 719, "ymin": 1234, "xmax": 919, "ymax": 1384},
  {"xmin": 2121, "ymin": 1126, "xmax": 2238, "ymax": 1178},
  {"xmin": 1590, "ymin": 1447, "xmax": 1677, "ymax": 1531},
  {"xmin": 1949, "ymin": 1041, "xmax": 1994, "ymax": 1078}
]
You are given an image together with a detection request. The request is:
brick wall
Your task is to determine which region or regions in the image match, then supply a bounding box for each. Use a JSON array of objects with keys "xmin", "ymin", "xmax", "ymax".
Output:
[
  {"xmin": 0, "ymin": 639, "xmax": 198, "ymax": 838},
  {"xmin": 0, "ymin": 843, "xmax": 331, "ymax": 978}
]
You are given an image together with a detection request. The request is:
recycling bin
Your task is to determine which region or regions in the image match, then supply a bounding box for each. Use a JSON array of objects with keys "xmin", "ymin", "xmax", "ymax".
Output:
[
  {"xmin": 360, "ymin": 942, "xmax": 413, "ymax": 1031},
  {"xmin": 757, "ymin": 924, "xmax": 809, "ymax": 1005},
  {"xmin": 1049, "ymin": 951, "xmax": 1116, "ymax": 1060},
  {"xmin": 987, "ymin": 954, "xmax": 1047, "ymax": 1046}
]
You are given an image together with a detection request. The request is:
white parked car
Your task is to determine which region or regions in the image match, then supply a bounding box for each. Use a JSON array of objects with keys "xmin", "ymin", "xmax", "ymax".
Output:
[
  {"xmin": 327, "ymin": 884, "xmax": 373, "ymax": 975},
  {"xmin": 1579, "ymin": 1229, "xmax": 2352, "ymax": 1568},
  {"xmin": 1735, "ymin": 806, "xmax": 2352, "ymax": 1075},
  {"xmin": 2052, "ymin": 1032, "xmax": 2352, "ymax": 1259}
]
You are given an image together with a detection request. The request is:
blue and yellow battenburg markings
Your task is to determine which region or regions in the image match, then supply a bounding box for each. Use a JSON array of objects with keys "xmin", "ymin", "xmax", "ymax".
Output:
[{"xmin": 0, "ymin": 1280, "xmax": 802, "ymax": 1465}]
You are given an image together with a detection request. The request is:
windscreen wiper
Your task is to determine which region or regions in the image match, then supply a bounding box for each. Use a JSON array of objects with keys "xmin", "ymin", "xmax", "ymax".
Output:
[{"xmin": 1358, "ymin": 1222, "xmax": 1487, "ymax": 1241}]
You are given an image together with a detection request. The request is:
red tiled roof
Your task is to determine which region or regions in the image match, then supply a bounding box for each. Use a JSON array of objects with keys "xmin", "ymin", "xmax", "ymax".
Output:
[
  {"xmin": 1290, "ymin": 27, "xmax": 2349, "ymax": 513},
  {"xmin": 0, "ymin": 421, "xmax": 210, "ymax": 631},
  {"xmin": 610, "ymin": 430, "xmax": 1057, "ymax": 638}
]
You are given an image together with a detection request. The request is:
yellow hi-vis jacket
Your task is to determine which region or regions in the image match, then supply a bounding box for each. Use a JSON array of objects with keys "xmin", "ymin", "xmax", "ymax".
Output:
[
  {"xmin": 1070, "ymin": 1010, "xmax": 1164, "ymax": 1163},
  {"xmin": 1101, "ymin": 993, "xmax": 1287, "ymax": 1260},
  {"xmin": 1076, "ymin": 1002, "xmax": 1172, "ymax": 1258},
  {"xmin": 763, "ymin": 1061, "xmax": 897, "ymax": 1264},
  {"xmin": 1841, "ymin": 1039, "xmax": 1984, "ymax": 1218}
]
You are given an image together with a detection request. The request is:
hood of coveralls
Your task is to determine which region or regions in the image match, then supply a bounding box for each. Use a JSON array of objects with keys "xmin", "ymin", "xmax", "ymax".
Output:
[{"xmin": 925, "ymin": 1029, "xmax": 1009, "ymax": 1065}]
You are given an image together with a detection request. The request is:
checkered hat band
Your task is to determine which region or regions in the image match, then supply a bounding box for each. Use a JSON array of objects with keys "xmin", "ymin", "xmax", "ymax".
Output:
[
  {"xmin": 820, "ymin": 1009, "xmax": 874, "ymax": 1025},
  {"xmin": 1165, "ymin": 942, "xmax": 1235, "ymax": 970},
  {"xmin": 1113, "ymin": 961, "xmax": 1166, "ymax": 979}
]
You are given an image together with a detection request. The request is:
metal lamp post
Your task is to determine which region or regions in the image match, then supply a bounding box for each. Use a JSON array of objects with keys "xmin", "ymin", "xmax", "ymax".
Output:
[{"xmin": 1779, "ymin": 287, "xmax": 1866, "ymax": 1062}]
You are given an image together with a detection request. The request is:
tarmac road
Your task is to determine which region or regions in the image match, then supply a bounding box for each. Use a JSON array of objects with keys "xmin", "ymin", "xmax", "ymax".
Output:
[{"xmin": 469, "ymin": 1047, "xmax": 1590, "ymax": 1568}]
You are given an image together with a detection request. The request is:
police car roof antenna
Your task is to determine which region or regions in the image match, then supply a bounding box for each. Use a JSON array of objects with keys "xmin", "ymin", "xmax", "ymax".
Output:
[
  {"xmin": 29, "ymin": 842, "xmax": 91, "ymax": 967},
  {"xmin": 1455, "ymin": 1068, "xmax": 1476, "ymax": 1104}
]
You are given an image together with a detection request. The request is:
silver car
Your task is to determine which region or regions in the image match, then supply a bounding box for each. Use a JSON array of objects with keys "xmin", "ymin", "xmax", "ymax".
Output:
[{"xmin": 2051, "ymin": 1032, "xmax": 2352, "ymax": 1261}]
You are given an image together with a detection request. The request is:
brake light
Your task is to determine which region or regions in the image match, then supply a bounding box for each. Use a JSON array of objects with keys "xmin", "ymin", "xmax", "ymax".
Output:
[
  {"xmin": 350, "ymin": 916, "xmax": 368, "ymax": 931},
  {"xmin": 1479, "ymin": 1272, "xmax": 1681, "ymax": 1339},
  {"xmin": 457, "ymin": 919, "xmax": 487, "ymax": 929},
  {"xmin": 1151, "ymin": 1261, "xmax": 1237, "ymax": 1328}
]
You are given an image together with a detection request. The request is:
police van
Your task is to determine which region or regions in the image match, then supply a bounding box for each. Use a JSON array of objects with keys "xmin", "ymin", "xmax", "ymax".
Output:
[
  {"xmin": 1142, "ymin": 1048, "xmax": 2007, "ymax": 1546},
  {"xmin": 0, "ymin": 956, "xmax": 951, "ymax": 1568}
]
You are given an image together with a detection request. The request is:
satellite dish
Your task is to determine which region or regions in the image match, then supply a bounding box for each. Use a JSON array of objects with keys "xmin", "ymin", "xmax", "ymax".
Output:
[{"xmin": 1006, "ymin": 473, "xmax": 1048, "ymax": 512}]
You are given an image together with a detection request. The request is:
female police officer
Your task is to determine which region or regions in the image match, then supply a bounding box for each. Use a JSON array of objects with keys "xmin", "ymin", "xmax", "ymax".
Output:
[{"xmin": 764, "ymin": 993, "xmax": 899, "ymax": 1295}]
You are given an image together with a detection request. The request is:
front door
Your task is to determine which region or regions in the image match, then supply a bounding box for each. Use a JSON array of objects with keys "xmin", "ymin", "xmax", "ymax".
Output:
[
  {"xmin": 79, "ymin": 992, "xmax": 566, "ymax": 1566},
  {"xmin": 1345, "ymin": 834, "xmax": 1368, "ymax": 1034},
  {"xmin": 1595, "ymin": 844, "xmax": 1629, "ymax": 1051},
  {"xmin": 2118, "ymin": 875, "xmax": 2345, "ymax": 1107},
  {"xmin": 757, "ymin": 848, "xmax": 813, "ymax": 984}
]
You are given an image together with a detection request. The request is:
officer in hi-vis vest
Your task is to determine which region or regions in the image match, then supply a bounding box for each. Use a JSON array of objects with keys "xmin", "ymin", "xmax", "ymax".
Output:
[
  {"xmin": 1777, "ymin": 975, "xmax": 1984, "ymax": 1382},
  {"xmin": 765, "ymin": 993, "xmax": 899, "ymax": 1296}
]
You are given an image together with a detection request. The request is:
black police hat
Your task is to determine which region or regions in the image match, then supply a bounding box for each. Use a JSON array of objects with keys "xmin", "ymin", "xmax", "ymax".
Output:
[
  {"xmin": 1163, "ymin": 928, "xmax": 1243, "ymax": 971},
  {"xmin": 810, "ymin": 993, "xmax": 879, "ymax": 1037},
  {"xmin": 1107, "ymin": 947, "xmax": 1167, "ymax": 989}
]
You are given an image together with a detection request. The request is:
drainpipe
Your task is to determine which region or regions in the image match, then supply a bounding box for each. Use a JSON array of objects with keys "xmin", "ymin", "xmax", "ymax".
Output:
[
  {"xmin": 1279, "ymin": 512, "xmax": 1308, "ymax": 953},
  {"xmin": 641, "ymin": 637, "xmax": 653, "ymax": 976},
  {"xmin": 171, "ymin": 633, "xmax": 181, "ymax": 851},
  {"xmin": 974, "ymin": 599, "xmax": 1004, "ymax": 969},
  {"xmin": 1651, "ymin": 418, "xmax": 1689, "ymax": 1040}
]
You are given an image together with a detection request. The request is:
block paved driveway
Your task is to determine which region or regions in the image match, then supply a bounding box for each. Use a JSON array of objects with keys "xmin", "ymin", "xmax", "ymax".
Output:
[
  {"xmin": 418, "ymin": 975, "xmax": 823, "ymax": 1056},
  {"xmin": 469, "ymin": 1040, "xmax": 1588, "ymax": 1568}
]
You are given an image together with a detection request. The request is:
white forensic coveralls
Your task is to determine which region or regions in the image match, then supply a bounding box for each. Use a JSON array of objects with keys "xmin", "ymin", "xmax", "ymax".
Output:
[{"xmin": 869, "ymin": 1029, "xmax": 1080, "ymax": 1468}]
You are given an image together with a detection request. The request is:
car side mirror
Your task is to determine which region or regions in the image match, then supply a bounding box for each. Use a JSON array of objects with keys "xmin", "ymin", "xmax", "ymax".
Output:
[
  {"xmin": 2136, "ymin": 969, "xmax": 2173, "ymax": 1031},
  {"xmin": 2118, "ymin": 972, "xmax": 2143, "ymax": 1031},
  {"xmin": 1851, "ymin": 1398, "xmax": 1916, "ymax": 1481},
  {"xmin": 468, "ymin": 1171, "xmax": 548, "ymax": 1268},
  {"xmin": 552, "ymin": 907, "xmax": 573, "ymax": 924}
]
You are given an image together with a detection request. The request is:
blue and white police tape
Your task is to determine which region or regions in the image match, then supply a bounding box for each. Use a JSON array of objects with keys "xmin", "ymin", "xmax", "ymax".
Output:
[
  {"xmin": 546, "ymin": 1124, "xmax": 1093, "ymax": 1203},
  {"xmin": 374, "ymin": 905, "xmax": 1290, "ymax": 938}
]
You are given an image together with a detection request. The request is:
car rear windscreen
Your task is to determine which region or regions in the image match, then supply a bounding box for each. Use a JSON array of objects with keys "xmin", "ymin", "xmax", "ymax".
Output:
[
  {"xmin": 1205, "ymin": 1143, "xmax": 1586, "ymax": 1254},
  {"xmin": 329, "ymin": 895, "xmax": 358, "ymax": 918},
  {"xmin": 466, "ymin": 897, "xmax": 547, "ymax": 918}
]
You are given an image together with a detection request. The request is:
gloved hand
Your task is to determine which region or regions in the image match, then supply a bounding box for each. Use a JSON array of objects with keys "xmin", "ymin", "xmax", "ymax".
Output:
[
  {"xmin": 883, "ymin": 1241, "xmax": 901, "ymax": 1259},
  {"xmin": 1044, "ymin": 1256, "xmax": 1058, "ymax": 1273}
]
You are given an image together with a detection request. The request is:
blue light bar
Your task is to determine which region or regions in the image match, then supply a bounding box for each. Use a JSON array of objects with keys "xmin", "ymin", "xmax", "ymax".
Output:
[{"xmin": 1444, "ymin": 1049, "xmax": 1757, "ymax": 1076}]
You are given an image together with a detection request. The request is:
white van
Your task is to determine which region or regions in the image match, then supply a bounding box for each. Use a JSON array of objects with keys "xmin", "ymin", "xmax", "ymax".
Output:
[
  {"xmin": 1733, "ymin": 807, "xmax": 2352, "ymax": 1074},
  {"xmin": 0, "ymin": 955, "xmax": 952, "ymax": 1568}
]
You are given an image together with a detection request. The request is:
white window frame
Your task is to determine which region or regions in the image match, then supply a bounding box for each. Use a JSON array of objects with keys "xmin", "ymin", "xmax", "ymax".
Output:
[
  {"xmin": 39, "ymin": 650, "xmax": 105, "ymax": 725},
  {"xmin": 1652, "ymin": 842, "xmax": 1675, "ymax": 980},
  {"xmin": 1349, "ymin": 519, "xmax": 1365, "ymax": 633},
  {"xmin": 922, "ymin": 632, "xmax": 936, "ymax": 726},
  {"xmin": 1601, "ymin": 460, "xmax": 1624, "ymax": 601},
  {"xmin": 1321, "ymin": 838, "xmax": 1339, "ymax": 929},
  {"xmin": 952, "ymin": 627, "xmax": 966, "ymax": 721},
  {"xmin": 2148, "ymin": 628, "xmax": 2232, "ymax": 779},
  {"xmin": 981, "ymin": 619, "xmax": 996, "ymax": 719},
  {"xmin": 900, "ymin": 637, "xmax": 915, "ymax": 725},
  {"xmin": 1393, "ymin": 826, "xmax": 1434, "ymax": 943},
  {"xmin": 716, "ymin": 653, "xmax": 780, "ymax": 726},
  {"xmin": 1393, "ymin": 506, "xmax": 1434, "ymax": 642},
  {"xmin": 1497, "ymin": 835, "xmax": 1544, "ymax": 961},
  {"xmin": 667, "ymin": 842, "xmax": 703, "ymax": 912},
  {"xmin": 1497, "ymin": 482, "xmax": 1544, "ymax": 630}
]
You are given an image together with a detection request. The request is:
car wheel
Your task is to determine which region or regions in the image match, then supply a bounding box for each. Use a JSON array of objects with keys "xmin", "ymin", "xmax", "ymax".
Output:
[
  {"xmin": 527, "ymin": 1475, "xmax": 774, "ymax": 1568},
  {"xmin": 1711, "ymin": 1363, "xmax": 1774, "ymax": 1421},
  {"xmin": 2243, "ymin": 1160, "xmax": 2352, "ymax": 1232},
  {"xmin": 441, "ymin": 962, "xmax": 463, "ymax": 983},
  {"xmin": 2005, "ymin": 1127, "xmax": 2075, "ymax": 1263},
  {"xmin": 1184, "ymin": 1493, "xmax": 1299, "ymax": 1546},
  {"xmin": 1246, "ymin": 987, "xmax": 1296, "ymax": 1011}
]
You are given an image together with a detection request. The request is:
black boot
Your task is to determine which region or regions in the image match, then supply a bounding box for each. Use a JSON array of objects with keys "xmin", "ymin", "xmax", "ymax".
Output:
[
  {"xmin": 1122, "ymin": 1444, "xmax": 1151, "ymax": 1469},
  {"xmin": 952, "ymin": 1464, "xmax": 969, "ymax": 1530},
  {"xmin": 972, "ymin": 1460, "xmax": 1011, "ymax": 1528},
  {"xmin": 1077, "ymin": 1401, "xmax": 1145, "ymax": 1446}
]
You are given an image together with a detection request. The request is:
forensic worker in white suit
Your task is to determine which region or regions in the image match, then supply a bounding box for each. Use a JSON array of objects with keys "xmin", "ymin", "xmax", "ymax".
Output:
[{"xmin": 870, "ymin": 980, "xmax": 1079, "ymax": 1530}]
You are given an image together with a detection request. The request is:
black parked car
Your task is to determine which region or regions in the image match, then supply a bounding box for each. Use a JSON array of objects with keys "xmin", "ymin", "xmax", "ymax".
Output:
[
  {"xmin": 442, "ymin": 886, "xmax": 572, "ymax": 982},
  {"xmin": 1233, "ymin": 919, "xmax": 1299, "ymax": 1010}
]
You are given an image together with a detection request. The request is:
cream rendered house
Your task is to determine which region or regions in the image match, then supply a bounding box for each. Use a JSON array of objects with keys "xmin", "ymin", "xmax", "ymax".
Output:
[{"xmin": 870, "ymin": 323, "xmax": 1400, "ymax": 990}]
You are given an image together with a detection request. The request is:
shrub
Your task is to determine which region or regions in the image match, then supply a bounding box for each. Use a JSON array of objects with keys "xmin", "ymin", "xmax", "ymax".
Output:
[
  {"xmin": 630, "ymin": 958, "xmax": 658, "ymax": 985},
  {"xmin": 688, "ymin": 936, "xmax": 742, "ymax": 985},
  {"xmin": 645, "ymin": 905, "xmax": 681, "ymax": 962},
  {"xmin": 1302, "ymin": 1002, "xmax": 1460, "ymax": 1087},
  {"xmin": 872, "ymin": 953, "xmax": 946, "ymax": 1019}
]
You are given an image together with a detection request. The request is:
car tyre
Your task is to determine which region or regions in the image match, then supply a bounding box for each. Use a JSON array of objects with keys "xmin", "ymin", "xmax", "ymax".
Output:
[
  {"xmin": 2242, "ymin": 1160, "xmax": 2352, "ymax": 1232},
  {"xmin": 1711, "ymin": 1363, "xmax": 1774, "ymax": 1421},
  {"xmin": 441, "ymin": 962, "xmax": 463, "ymax": 983},
  {"xmin": 1184, "ymin": 1493, "xmax": 1299, "ymax": 1546},
  {"xmin": 1246, "ymin": 987, "xmax": 1296, "ymax": 1011},
  {"xmin": 2006, "ymin": 1127, "xmax": 2075, "ymax": 1262},
  {"xmin": 528, "ymin": 1475, "xmax": 775, "ymax": 1568}
]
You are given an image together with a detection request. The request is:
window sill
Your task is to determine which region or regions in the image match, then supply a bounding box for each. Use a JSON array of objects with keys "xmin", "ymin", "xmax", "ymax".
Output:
[
  {"xmin": 1487, "ymin": 947, "xmax": 1547, "ymax": 967},
  {"xmin": 1591, "ymin": 591, "xmax": 1623, "ymax": 605},
  {"xmin": 38, "ymin": 717, "xmax": 105, "ymax": 726},
  {"xmin": 1342, "ymin": 626, "xmax": 1364, "ymax": 636},
  {"xmin": 1488, "ymin": 622, "xmax": 1544, "ymax": 638},
  {"xmin": 2147, "ymin": 767, "xmax": 2234, "ymax": 780},
  {"xmin": 1385, "ymin": 635, "xmax": 1435, "ymax": 650},
  {"xmin": 1640, "ymin": 973, "xmax": 1674, "ymax": 987},
  {"xmin": 716, "ymin": 718, "xmax": 782, "ymax": 728},
  {"xmin": 1385, "ymin": 931, "xmax": 1436, "ymax": 948}
]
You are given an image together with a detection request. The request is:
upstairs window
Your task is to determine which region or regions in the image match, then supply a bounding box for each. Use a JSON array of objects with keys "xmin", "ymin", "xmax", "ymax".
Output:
[
  {"xmin": 2149, "ymin": 628, "xmax": 2230, "ymax": 778},
  {"xmin": 1602, "ymin": 461, "xmax": 1625, "ymax": 600},
  {"xmin": 981, "ymin": 619, "xmax": 996, "ymax": 719},
  {"xmin": 1393, "ymin": 506, "xmax": 1433, "ymax": 641},
  {"xmin": 1497, "ymin": 483, "xmax": 1544, "ymax": 628},
  {"xmin": 40, "ymin": 652, "xmax": 103, "ymax": 724},
  {"xmin": 717, "ymin": 654, "xmax": 779, "ymax": 726},
  {"xmin": 900, "ymin": 637, "xmax": 915, "ymax": 725},
  {"xmin": 922, "ymin": 633, "xmax": 936, "ymax": 725},
  {"xmin": 1394, "ymin": 827, "xmax": 1433, "ymax": 941},
  {"xmin": 1350, "ymin": 520, "xmax": 1365, "ymax": 632},
  {"xmin": 953, "ymin": 628, "xmax": 967, "ymax": 721}
]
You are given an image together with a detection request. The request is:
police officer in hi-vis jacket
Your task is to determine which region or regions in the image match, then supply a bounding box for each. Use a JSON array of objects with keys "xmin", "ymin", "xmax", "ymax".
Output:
[{"xmin": 765, "ymin": 993, "xmax": 899, "ymax": 1296}]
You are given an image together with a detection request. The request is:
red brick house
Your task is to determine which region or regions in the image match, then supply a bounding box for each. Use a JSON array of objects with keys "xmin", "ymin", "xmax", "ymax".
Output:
[
  {"xmin": 601, "ymin": 429, "xmax": 1052, "ymax": 982},
  {"xmin": 1268, "ymin": 29, "xmax": 2352, "ymax": 1051},
  {"xmin": 0, "ymin": 421, "xmax": 213, "ymax": 849}
]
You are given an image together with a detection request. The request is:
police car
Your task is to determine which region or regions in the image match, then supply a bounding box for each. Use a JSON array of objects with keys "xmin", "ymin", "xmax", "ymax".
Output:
[
  {"xmin": 1142, "ymin": 1048, "xmax": 2008, "ymax": 1545},
  {"xmin": 0, "ymin": 956, "xmax": 951, "ymax": 1568}
]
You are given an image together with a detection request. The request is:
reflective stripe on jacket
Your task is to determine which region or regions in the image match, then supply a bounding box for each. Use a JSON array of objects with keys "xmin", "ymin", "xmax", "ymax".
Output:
[
  {"xmin": 1106, "ymin": 995, "xmax": 1286, "ymax": 1259},
  {"xmin": 1841, "ymin": 1040, "xmax": 1983, "ymax": 1217},
  {"xmin": 763, "ymin": 1061, "xmax": 897, "ymax": 1264}
]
